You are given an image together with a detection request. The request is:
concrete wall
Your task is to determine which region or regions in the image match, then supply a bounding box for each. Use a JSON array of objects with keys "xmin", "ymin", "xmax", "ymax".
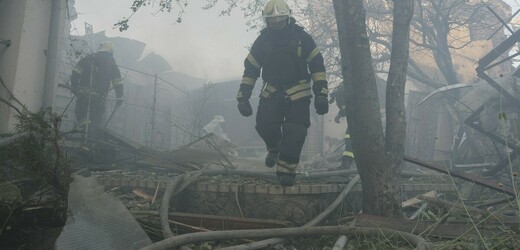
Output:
[
  {"xmin": 0, "ymin": 0, "xmax": 65, "ymax": 133},
  {"xmin": 0, "ymin": 0, "xmax": 27, "ymax": 133}
]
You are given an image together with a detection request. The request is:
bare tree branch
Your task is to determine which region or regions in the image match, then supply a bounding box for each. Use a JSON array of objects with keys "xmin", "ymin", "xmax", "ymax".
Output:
[
  {"xmin": 0, "ymin": 97, "xmax": 22, "ymax": 115},
  {"xmin": 0, "ymin": 76, "xmax": 27, "ymax": 113}
]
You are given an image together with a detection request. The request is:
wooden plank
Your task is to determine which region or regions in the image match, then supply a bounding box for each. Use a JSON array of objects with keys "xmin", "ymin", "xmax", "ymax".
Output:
[
  {"xmin": 132, "ymin": 210, "xmax": 293, "ymax": 230},
  {"xmin": 354, "ymin": 214, "xmax": 496, "ymax": 238},
  {"xmin": 402, "ymin": 191, "xmax": 437, "ymax": 208}
]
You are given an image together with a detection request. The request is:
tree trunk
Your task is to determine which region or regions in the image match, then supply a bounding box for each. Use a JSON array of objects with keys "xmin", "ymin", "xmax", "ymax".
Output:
[
  {"xmin": 333, "ymin": 0, "xmax": 414, "ymax": 217},
  {"xmin": 385, "ymin": 0, "xmax": 415, "ymax": 217},
  {"xmin": 332, "ymin": 0, "xmax": 388, "ymax": 216},
  {"xmin": 414, "ymin": 0, "xmax": 458, "ymax": 85}
]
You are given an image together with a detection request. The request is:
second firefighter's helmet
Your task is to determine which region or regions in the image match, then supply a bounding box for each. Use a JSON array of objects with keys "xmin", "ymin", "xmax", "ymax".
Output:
[
  {"xmin": 262, "ymin": 0, "xmax": 291, "ymax": 29},
  {"xmin": 98, "ymin": 41, "xmax": 115, "ymax": 54}
]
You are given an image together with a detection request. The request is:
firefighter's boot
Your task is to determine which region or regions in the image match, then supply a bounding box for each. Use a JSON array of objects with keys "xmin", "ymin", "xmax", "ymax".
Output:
[
  {"xmin": 276, "ymin": 159, "xmax": 298, "ymax": 186},
  {"xmin": 265, "ymin": 144, "xmax": 280, "ymax": 168},
  {"xmin": 265, "ymin": 151, "xmax": 279, "ymax": 168},
  {"xmin": 275, "ymin": 123, "xmax": 307, "ymax": 186},
  {"xmin": 277, "ymin": 172, "xmax": 296, "ymax": 187}
]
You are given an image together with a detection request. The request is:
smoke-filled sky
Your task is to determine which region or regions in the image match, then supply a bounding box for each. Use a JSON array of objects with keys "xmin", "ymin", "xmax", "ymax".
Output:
[
  {"xmin": 72, "ymin": 0, "xmax": 520, "ymax": 82},
  {"xmin": 71, "ymin": 0, "xmax": 259, "ymax": 82}
]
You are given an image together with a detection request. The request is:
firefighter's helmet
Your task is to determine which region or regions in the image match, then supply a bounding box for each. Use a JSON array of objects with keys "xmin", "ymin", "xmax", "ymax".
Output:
[
  {"xmin": 98, "ymin": 41, "xmax": 114, "ymax": 54},
  {"xmin": 263, "ymin": 0, "xmax": 291, "ymax": 29},
  {"xmin": 213, "ymin": 115, "xmax": 225, "ymax": 123}
]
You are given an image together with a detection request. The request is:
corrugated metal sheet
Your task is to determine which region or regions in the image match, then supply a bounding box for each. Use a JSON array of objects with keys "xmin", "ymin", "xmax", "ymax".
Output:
[{"xmin": 55, "ymin": 176, "xmax": 151, "ymax": 250}]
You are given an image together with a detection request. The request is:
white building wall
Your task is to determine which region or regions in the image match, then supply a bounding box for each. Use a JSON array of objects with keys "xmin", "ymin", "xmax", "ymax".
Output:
[
  {"xmin": 12, "ymin": 0, "xmax": 52, "ymax": 113},
  {"xmin": 0, "ymin": 0, "xmax": 65, "ymax": 133},
  {"xmin": 0, "ymin": 0, "xmax": 27, "ymax": 133}
]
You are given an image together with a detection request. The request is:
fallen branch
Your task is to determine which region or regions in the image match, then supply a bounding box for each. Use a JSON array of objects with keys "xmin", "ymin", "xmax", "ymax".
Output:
[
  {"xmin": 140, "ymin": 225, "xmax": 429, "ymax": 250},
  {"xmin": 169, "ymin": 219, "xmax": 211, "ymax": 232}
]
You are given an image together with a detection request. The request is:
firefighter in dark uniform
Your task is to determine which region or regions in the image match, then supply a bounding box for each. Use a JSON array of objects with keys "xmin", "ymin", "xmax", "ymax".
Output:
[
  {"xmin": 71, "ymin": 41, "xmax": 123, "ymax": 130},
  {"xmin": 330, "ymin": 85, "xmax": 355, "ymax": 169},
  {"xmin": 236, "ymin": 0, "xmax": 329, "ymax": 186}
]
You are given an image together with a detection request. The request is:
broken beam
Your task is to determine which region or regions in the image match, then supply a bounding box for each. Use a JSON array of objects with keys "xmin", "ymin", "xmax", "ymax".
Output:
[
  {"xmin": 418, "ymin": 195, "xmax": 518, "ymax": 223},
  {"xmin": 354, "ymin": 214, "xmax": 511, "ymax": 238},
  {"xmin": 403, "ymin": 155, "xmax": 515, "ymax": 196}
]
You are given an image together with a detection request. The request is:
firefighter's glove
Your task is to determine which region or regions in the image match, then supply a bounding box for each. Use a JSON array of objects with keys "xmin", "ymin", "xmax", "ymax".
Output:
[
  {"xmin": 334, "ymin": 113, "xmax": 341, "ymax": 123},
  {"xmin": 314, "ymin": 95, "xmax": 329, "ymax": 115},
  {"xmin": 238, "ymin": 100, "xmax": 253, "ymax": 117},
  {"xmin": 116, "ymin": 97, "xmax": 123, "ymax": 107}
]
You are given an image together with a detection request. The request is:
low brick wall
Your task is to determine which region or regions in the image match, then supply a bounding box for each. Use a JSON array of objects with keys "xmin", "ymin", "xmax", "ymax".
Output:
[{"xmin": 96, "ymin": 176, "xmax": 457, "ymax": 225}]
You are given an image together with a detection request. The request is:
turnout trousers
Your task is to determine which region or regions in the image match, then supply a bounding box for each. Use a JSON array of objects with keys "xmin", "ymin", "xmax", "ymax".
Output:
[
  {"xmin": 75, "ymin": 94, "xmax": 107, "ymax": 129},
  {"xmin": 342, "ymin": 127, "xmax": 354, "ymax": 169},
  {"xmin": 255, "ymin": 94, "xmax": 311, "ymax": 174}
]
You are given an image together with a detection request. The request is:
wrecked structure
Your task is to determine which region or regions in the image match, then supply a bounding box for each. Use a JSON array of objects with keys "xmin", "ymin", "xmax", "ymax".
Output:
[
  {"xmin": 405, "ymin": 1, "xmax": 514, "ymax": 164},
  {"xmin": 58, "ymin": 31, "xmax": 203, "ymax": 149},
  {"xmin": 404, "ymin": 1, "xmax": 520, "ymax": 179}
]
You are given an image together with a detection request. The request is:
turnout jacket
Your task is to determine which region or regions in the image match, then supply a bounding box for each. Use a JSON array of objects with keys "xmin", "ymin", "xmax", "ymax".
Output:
[
  {"xmin": 238, "ymin": 18, "xmax": 328, "ymax": 102},
  {"xmin": 71, "ymin": 51, "xmax": 123, "ymax": 99}
]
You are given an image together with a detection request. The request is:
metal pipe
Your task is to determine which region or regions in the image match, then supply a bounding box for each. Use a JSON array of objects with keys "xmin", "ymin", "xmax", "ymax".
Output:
[
  {"xmin": 151, "ymin": 73, "xmax": 157, "ymax": 148},
  {"xmin": 43, "ymin": 0, "xmax": 63, "ymax": 108}
]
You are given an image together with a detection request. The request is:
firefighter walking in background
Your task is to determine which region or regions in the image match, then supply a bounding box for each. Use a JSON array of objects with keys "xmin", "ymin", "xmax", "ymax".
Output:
[
  {"xmin": 341, "ymin": 128, "xmax": 355, "ymax": 169},
  {"xmin": 236, "ymin": 0, "xmax": 329, "ymax": 186},
  {"xmin": 71, "ymin": 41, "xmax": 124, "ymax": 130},
  {"xmin": 330, "ymin": 85, "xmax": 354, "ymax": 169}
]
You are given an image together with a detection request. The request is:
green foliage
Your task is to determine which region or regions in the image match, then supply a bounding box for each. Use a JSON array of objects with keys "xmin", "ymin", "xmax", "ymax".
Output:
[
  {"xmin": 114, "ymin": 19, "xmax": 130, "ymax": 32},
  {"xmin": 0, "ymin": 108, "xmax": 71, "ymax": 239},
  {"xmin": 115, "ymin": 0, "xmax": 270, "ymax": 32},
  {"xmin": 0, "ymin": 108, "xmax": 71, "ymax": 202},
  {"xmin": 115, "ymin": 0, "xmax": 188, "ymax": 31}
]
